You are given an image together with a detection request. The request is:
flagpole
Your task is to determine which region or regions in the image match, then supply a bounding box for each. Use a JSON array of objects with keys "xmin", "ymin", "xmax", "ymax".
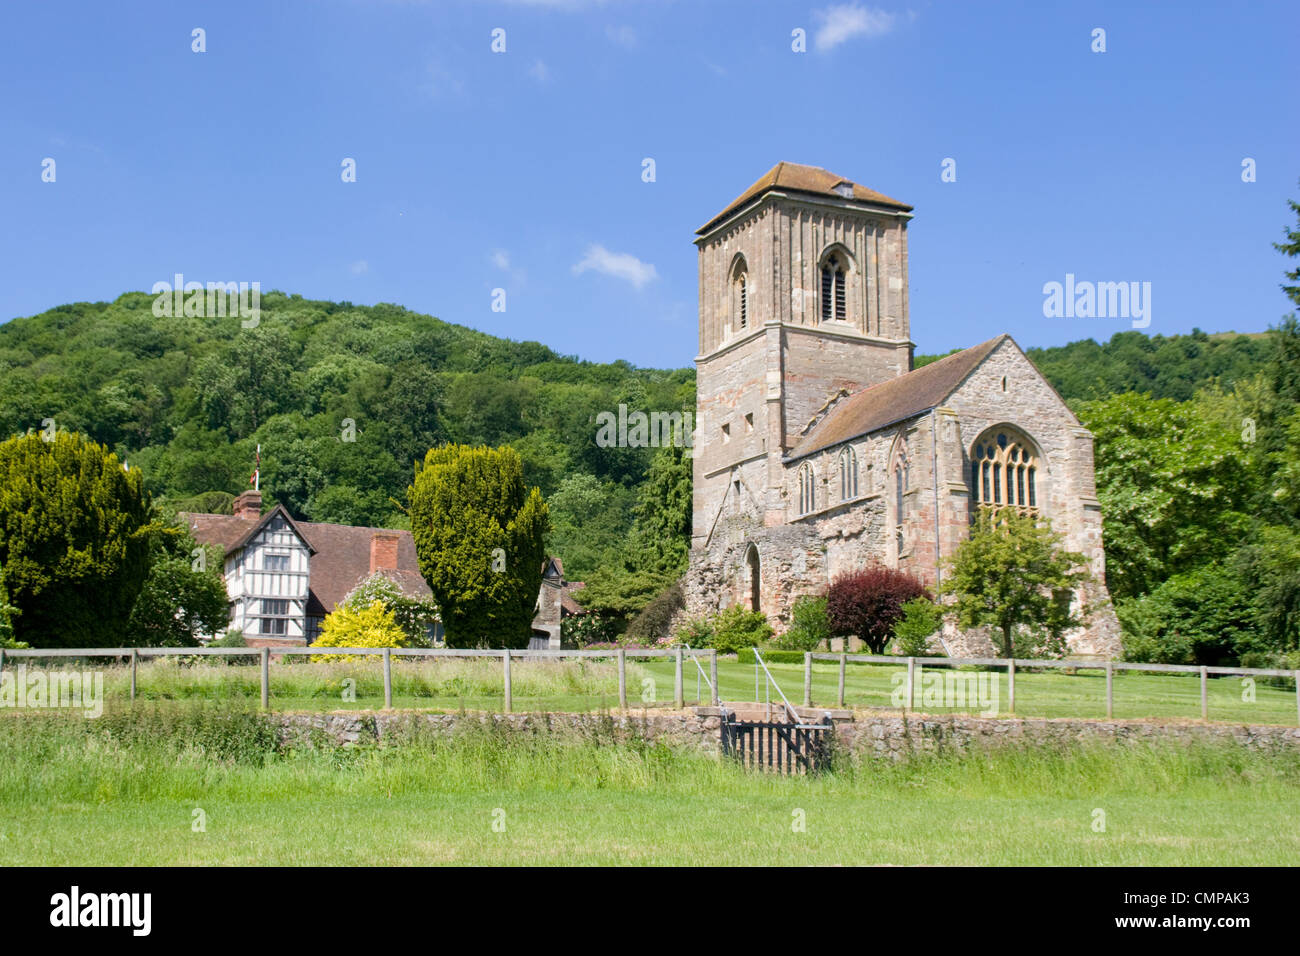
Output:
[{"xmin": 255, "ymin": 444, "xmax": 260, "ymax": 492}]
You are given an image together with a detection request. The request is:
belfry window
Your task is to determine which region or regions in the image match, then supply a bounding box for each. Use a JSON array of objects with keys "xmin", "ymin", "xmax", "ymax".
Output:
[
  {"xmin": 730, "ymin": 256, "xmax": 749, "ymax": 331},
  {"xmin": 820, "ymin": 252, "xmax": 847, "ymax": 323},
  {"xmin": 971, "ymin": 429, "xmax": 1039, "ymax": 513}
]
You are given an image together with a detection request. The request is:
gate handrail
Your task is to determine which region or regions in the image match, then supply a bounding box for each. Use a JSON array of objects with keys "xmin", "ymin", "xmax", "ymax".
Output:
[
  {"xmin": 752, "ymin": 648, "xmax": 802, "ymax": 725},
  {"xmin": 682, "ymin": 644, "xmax": 715, "ymax": 698}
]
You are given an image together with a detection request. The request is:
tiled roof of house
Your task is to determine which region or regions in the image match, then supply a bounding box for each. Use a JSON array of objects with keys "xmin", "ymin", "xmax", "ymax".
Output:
[
  {"xmin": 785, "ymin": 335, "xmax": 1009, "ymax": 461},
  {"xmin": 297, "ymin": 521, "xmax": 431, "ymax": 618},
  {"xmin": 697, "ymin": 161, "xmax": 912, "ymax": 235}
]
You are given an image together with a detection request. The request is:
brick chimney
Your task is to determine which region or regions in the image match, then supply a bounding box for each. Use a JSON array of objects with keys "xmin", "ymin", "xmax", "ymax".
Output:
[
  {"xmin": 370, "ymin": 531, "xmax": 400, "ymax": 573},
  {"xmin": 233, "ymin": 489, "xmax": 262, "ymax": 521}
]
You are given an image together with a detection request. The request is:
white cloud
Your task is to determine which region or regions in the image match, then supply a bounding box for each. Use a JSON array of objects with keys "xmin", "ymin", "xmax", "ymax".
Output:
[
  {"xmin": 491, "ymin": 249, "xmax": 511, "ymax": 270},
  {"xmin": 813, "ymin": 4, "xmax": 896, "ymax": 52},
  {"xmin": 349, "ymin": 260, "xmax": 369, "ymax": 275},
  {"xmin": 528, "ymin": 58, "xmax": 550, "ymax": 83},
  {"xmin": 572, "ymin": 245, "xmax": 658, "ymax": 289}
]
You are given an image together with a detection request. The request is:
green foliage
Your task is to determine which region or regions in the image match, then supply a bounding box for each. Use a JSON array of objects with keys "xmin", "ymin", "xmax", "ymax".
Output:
[
  {"xmin": 893, "ymin": 597, "xmax": 946, "ymax": 657},
  {"xmin": 776, "ymin": 595, "xmax": 831, "ymax": 651},
  {"xmin": 0, "ymin": 431, "xmax": 156, "ymax": 647},
  {"xmin": 675, "ymin": 606, "xmax": 772, "ymax": 654},
  {"xmin": 1117, "ymin": 563, "xmax": 1260, "ymax": 665},
  {"xmin": 624, "ymin": 580, "xmax": 685, "ymax": 645},
  {"xmin": 941, "ymin": 509, "xmax": 1090, "ymax": 658},
  {"xmin": 0, "ymin": 561, "xmax": 19, "ymax": 646},
  {"xmin": 408, "ymin": 444, "xmax": 548, "ymax": 649},
  {"xmin": 545, "ymin": 473, "xmax": 635, "ymax": 581},
  {"xmin": 342, "ymin": 572, "xmax": 440, "ymax": 647},
  {"xmin": 210, "ymin": 629, "xmax": 246, "ymax": 648},
  {"xmin": 127, "ymin": 512, "xmax": 228, "ymax": 646},
  {"xmin": 629, "ymin": 444, "xmax": 693, "ymax": 575},
  {"xmin": 310, "ymin": 601, "xmax": 408, "ymax": 661},
  {"xmin": 1077, "ymin": 391, "xmax": 1254, "ymax": 600},
  {"xmin": 573, "ymin": 566, "xmax": 679, "ymax": 630},
  {"xmin": 1233, "ymin": 525, "xmax": 1300, "ymax": 653},
  {"xmin": 561, "ymin": 611, "xmax": 619, "ymax": 648}
]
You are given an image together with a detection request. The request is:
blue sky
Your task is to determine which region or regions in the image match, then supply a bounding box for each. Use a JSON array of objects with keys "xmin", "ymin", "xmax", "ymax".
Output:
[{"xmin": 2, "ymin": 0, "xmax": 1297, "ymax": 368}]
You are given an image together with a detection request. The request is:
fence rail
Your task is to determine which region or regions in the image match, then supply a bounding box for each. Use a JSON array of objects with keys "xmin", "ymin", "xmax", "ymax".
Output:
[
  {"xmin": 0, "ymin": 645, "xmax": 722, "ymax": 713},
  {"xmin": 803, "ymin": 652, "xmax": 1300, "ymax": 725}
]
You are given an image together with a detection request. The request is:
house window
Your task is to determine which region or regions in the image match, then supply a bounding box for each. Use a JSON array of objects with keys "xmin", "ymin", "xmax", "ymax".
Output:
[
  {"xmin": 257, "ymin": 598, "xmax": 290, "ymax": 636},
  {"xmin": 797, "ymin": 463, "xmax": 815, "ymax": 516},
  {"xmin": 839, "ymin": 446, "xmax": 858, "ymax": 500},
  {"xmin": 820, "ymin": 251, "xmax": 847, "ymax": 323},
  {"xmin": 971, "ymin": 428, "xmax": 1040, "ymax": 514},
  {"xmin": 264, "ymin": 553, "xmax": 289, "ymax": 572}
]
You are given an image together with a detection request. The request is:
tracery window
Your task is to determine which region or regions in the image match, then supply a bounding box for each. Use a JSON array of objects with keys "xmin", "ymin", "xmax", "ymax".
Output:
[
  {"xmin": 819, "ymin": 251, "xmax": 847, "ymax": 323},
  {"xmin": 971, "ymin": 428, "xmax": 1039, "ymax": 512},
  {"xmin": 797, "ymin": 463, "xmax": 815, "ymax": 516},
  {"xmin": 839, "ymin": 446, "xmax": 858, "ymax": 500}
]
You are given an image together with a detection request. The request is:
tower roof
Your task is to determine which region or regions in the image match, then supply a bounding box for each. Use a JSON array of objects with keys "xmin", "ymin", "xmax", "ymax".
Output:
[{"xmin": 697, "ymin": 162, "xmax": 912, "ymax": 235}]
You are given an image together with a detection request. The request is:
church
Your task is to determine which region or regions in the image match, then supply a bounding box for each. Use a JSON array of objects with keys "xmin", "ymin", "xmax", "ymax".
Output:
[{"xmin": 682, "ymin": 162, "xmax": 1120, "ymax": 657}]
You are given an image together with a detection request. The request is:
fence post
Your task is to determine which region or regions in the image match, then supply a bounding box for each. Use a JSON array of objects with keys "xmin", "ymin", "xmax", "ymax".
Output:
[
  {"xmin": 1105, "ymin": 661, "xmax": 1114, "ymax": 719},
  {"xmin": 710, "ymin": 650, "xmax": 719, "ymax": 706},
  {"xmin": 1008, "ymin": 659, "xmax": 1015, "ymax": 715},
  {"xmin": 503, "ymin": 650, "xmax": 512, "ymax": 714},
  {"xmin": 803, "ymin": 652, "xmax": 812, "ymax": 707},
  {"xmin": 383, "ymin": 648, "xmax": 393, "ymax": 710},
  {"xmin": 617, "ymin": 649, "xmax": 627, "ymax": 709},
  {"xmin": 0, "ymin": 647, "xmax": 6, "ymax": 681},
  {"xmin": 130, "ymin": 648, "xmax": 138, "ymax": 702},
  {"xmin": 674, "ymin": 647, "xmax": 683, "ymax": 709},
  {"xmin": 1295, "ymin": 670, "xmax": 1299, "ymax": 727},
  {"xmin": 260, "ymin": 647, "xmax": 270, "ymax": 709},
  {"xmin": 1200, "ymin": 665, "xmax": 1208, "ymax": 721},
  {"xmin": 838, "ymin": 653, "xmax": 846, "ymax": 708},
  {"xmin": 906, "ymin": 657, "xmax": 915, "ymax": 712}
]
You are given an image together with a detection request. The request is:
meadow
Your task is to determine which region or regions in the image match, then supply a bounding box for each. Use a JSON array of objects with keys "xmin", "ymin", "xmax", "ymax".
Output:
[
  {"xmin": 0, "ymin": 706, "xmax": 1297, "ymax": 866},
  {"xmin": 11, "ymin": 655, "xmax": 1297, "ymax": 725}
]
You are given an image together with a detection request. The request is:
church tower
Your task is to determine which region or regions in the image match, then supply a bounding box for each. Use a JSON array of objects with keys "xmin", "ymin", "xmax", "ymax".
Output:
[{"xmin": 691, "ymin": 162, "xmax": 915, "ymax": 546}]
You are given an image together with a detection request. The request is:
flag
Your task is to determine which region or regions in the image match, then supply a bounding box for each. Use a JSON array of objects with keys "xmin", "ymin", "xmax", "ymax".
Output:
[{"xmin": 249, "ymin": 444, "xmax": 261, "ymax": 490}]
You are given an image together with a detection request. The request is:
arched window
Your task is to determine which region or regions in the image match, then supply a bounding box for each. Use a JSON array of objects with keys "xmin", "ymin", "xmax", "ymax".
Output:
[
  {"xmin": 971, "ymin": 428, "xmax": 1040, "ymax": 513},
  {"xmin": 839, "ymin": 446, "xmax": 858, "ymax": 500},
  {"xmin": 893, "ymin": 444, "xmax": 910, "ymax": 553},
  {"xmin": 730, "ymin": 256, "xmax": 749, "ymax": 331},
  {"xmin": 819, "ymin": 251, "xmax": 848, "ymax": 324},
  {"xmin": 746, "ymin": 545, "xmax": 760, "ymax": 612},
  {"xmin": 797, "ymin": 463, "xmax": 816, "ymax": 516}
]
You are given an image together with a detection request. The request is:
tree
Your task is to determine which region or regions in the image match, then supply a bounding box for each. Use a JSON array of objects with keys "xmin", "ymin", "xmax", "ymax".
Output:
[
  {"xmin": 776, "ymin": 595, "xmax": 831, "ymax": 651},
  {"xmin": 127, "ymin": 513, "xmax": 228, "ymax": 646},
  {"xmin": 827, "ymin": 565, "xmax": 928, "ymax": 654},
  {"xmin": 341, "ymin": 572, "xmax": 440, "ymax": 647},
  {"xmin": 408, "ymin": 444, "xmax": 548, "ymax": 648},
  {"xmin": 310, "ymin": 601, "xmax": 408, "ymax": 662},
  {"xmin": 892, "ymin": 597, "xmax": 945, "ymax": 657},
  {"xmin": 0, "ymin": 562, "xmax": 21, "ymax": 648},
  {"xmin": 1274, "ymin": 181, "xmax": 1300, "ymax": 309},
  {"xmin": 0, "ymin": 431, "xmax": 156, "ymax": 647},
  {"xmin": 940, "ymin": 509, "xmax": 1090, "ymax": 658},
  {"xmin": 629, "ymin": 443, "xmax": 693, "ymax": 575},
  {"xmin": 1117, "ymin": 563, "xmax": 1259, "ymax": 666},
  {"xmin": 1076, "ymin": 391, "xmax": 1253, "ymax": 600}
]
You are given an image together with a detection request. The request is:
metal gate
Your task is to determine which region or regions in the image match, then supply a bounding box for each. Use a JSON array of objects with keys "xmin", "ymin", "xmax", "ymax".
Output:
[{"xmin": 720, "ymin": 712, "xmax": 833, "ymax": 774}]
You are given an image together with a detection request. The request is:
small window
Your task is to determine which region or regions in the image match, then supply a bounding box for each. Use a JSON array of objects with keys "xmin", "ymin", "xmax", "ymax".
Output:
[
  {"xmin": 721, "ymin": 423, "xmax": 731, "ymax": 444},
  {"xmin": 744, "ymin": 412, "xmax": 754, "ymax": 433},
  {"xmin": 820, "ymin": 252, "xmax": 847, "ymax": 323},
  {"xmin": 261, "ymin": 599, "xmax": 289, "ymax": 616},
  {"xmin": 839, "ymin": 446, "xmax": 858, "ymax": 501},
  {"xmin": 264, "ymin": 553, "xmax": 289, "ymax": 572},
  {"xmin": 797, "ymin": 463, "xmax": 815, "ymax": 516}
]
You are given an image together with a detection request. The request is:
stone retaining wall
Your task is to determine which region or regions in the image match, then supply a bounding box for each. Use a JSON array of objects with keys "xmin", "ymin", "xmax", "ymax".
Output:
[{"xmin": 273, "ymin": 709, "xmax": 1300, "ymax": 762}]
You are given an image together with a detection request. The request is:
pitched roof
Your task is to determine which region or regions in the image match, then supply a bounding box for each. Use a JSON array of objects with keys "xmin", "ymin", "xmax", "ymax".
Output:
[
  {"xmin": 786, "ymin": 335, "xmax": 1009, "ymax": 461},
  {"xmin": 697, "ymin": 162, "xmax": 912, "ymax": 235},
  {"xmin": 181, "ymin": 504, "xmax": 317, "ymax": 557},
  {"xmin": 297, "ymin": 521, "xmax": 431, "ymax": 618}
]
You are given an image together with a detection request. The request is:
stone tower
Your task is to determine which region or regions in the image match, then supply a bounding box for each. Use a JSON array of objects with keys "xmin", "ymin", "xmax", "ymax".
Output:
[{"xmin": 692, "ymin": 162, "xmax": 916, "ymax": 545}]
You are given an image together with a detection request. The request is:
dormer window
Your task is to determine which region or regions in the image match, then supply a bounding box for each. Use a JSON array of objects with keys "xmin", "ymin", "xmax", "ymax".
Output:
[
  {"xmin": 832, "ymin": 181, "xmax": 855, "ymax": 198},
  {"xmin": 820, "ymin": 251, "xmax": 847, "ymax": 324}
]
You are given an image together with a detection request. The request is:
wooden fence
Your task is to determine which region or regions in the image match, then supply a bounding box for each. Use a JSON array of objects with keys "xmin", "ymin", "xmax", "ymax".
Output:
[{"xmin": 0, "ymin": 646, "xmax": 720, "ymax": 713}]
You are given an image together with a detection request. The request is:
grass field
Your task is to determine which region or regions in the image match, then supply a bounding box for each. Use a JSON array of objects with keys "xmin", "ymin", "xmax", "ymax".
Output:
[
  {"xmin": 1, "ymin": 707, "xmax": 1297, "ymax": 866},
  {"xmin": 10, "ymin": 655, "xmax": 1297, "ymax": 724}
]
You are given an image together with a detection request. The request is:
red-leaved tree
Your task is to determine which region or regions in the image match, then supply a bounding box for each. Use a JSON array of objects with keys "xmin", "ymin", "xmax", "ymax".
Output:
[{"xmin": 826, "ymin": 565, "xmax": 929, "ymax": 653}]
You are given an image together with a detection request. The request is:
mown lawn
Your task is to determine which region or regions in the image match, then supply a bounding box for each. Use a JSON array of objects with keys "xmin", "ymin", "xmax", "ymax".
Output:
[
  {"xmin": 1, "ymin": 708, "xmax": 1298, "ymax": 866},
  {"xmin": 21, "ymin": 656, "xmax": 1293, "ymax": 725}
]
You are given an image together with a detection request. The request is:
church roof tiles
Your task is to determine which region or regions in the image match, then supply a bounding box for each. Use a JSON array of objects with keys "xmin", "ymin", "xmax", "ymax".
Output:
[{"xmin": 785, "ymin": 334, "xmax": 1010, "ymax": 461}]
